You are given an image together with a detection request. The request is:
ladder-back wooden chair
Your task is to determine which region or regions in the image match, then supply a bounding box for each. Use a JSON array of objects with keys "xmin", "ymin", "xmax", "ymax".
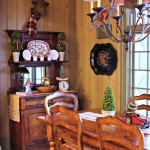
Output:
[
  {"xmin": 128, "ymin": 94, "xmax": 150, "ymax": 111},
  {"xmin": 44, "ymin": 91, "xmax": 78, "ymax": 149},
  {"xmin": 44, "ymin": 91, "xmax": 78, "ymax": 115},
  {"xmin": 96, "ymin": 116, "xmax": 144, "ymax": 150},
  {"xmin": 50, "ymin": 105, "xmax": 97, "ymax": 150}
]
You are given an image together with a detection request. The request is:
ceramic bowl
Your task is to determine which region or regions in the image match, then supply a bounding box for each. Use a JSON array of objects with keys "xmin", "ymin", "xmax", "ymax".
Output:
[{"xmin": 36, "ymin": 86, "xmax": 56, "ymax": 93}]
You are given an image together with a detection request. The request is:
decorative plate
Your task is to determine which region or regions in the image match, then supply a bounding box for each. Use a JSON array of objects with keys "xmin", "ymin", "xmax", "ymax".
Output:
[
  {"xmin": 50, "ymin": 49, "xmax": 59, "ymax": 60},
  {"xmin": 90, "ymin": 43, "xmax": 117, "ymax": 75},
  {"xmin": 22, "ymin": 49, "xmax": 32, "ymax": 61},
  {"xmin": 27, "ymin": 40, "xmax": 50, "ymax": 57}
]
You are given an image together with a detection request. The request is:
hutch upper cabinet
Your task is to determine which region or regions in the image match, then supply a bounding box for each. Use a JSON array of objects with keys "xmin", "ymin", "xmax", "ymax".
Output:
[{"xmin": 6, "ymin": 30, "xmax": 67, "ymax": 94}]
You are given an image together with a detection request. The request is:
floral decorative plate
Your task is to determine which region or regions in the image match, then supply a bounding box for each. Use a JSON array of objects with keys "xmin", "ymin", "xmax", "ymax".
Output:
[
  {"xmin": 27, "ymin": 40, "xmax": 50, "ymax": 57},
  {"xmin": 22, "ymin": 49, "xmax": 32, "ymax": 61},
  {"xmin": 90, "ymin": 43, "xmax": 117, "ymax": 75}
]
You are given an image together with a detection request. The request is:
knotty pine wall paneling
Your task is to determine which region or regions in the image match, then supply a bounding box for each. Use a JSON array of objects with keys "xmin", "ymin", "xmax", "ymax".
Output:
[
  {"xmin": 0, "ymin": 0, "xmax": 74, "ymax": 149},
  {"xmin": 68, "ymin": 0, "xmax": 76, "ymax": 91},
  {"xmin": 0, "ymin": 0, "xmax": 11, "ymax": 150},
  {"xmin": 75, "ymin": 0, "xmax": 121, "ymax": 110}
]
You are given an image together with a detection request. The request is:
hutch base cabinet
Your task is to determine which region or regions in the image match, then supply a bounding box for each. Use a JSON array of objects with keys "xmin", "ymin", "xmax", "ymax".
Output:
[{"xmin": 10, "ymin": 94, "xmax": 50, "ymax": 150}]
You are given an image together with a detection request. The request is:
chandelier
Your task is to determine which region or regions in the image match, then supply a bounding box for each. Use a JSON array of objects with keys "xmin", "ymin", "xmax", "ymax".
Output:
[{"xmin": 86, "ymin": 0, "xmax": 150, "ymax": 51}]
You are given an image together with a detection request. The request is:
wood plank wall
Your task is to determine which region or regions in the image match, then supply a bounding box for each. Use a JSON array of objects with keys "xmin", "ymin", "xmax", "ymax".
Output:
[
  {"xmin": 0, "ymin": 0, "xmax": 121, "ymax": 149},
  {"xmin": 76, "ymin": 0, "xmax": 121, "ymax": 110}
]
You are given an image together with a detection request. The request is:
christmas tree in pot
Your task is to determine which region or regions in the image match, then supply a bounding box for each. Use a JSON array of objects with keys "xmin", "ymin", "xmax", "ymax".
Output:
[{"xmin": 101, "ymin": 85, "xmax": 116, "ymax": 116}]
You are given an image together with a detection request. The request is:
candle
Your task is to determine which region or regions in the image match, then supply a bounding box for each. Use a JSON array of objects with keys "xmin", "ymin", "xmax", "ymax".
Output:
[
  {"xmin": 90, "ymin": 1, "xmax": 94, "ymax": 13},
  {"xmin": 116, "ymin": 4, "xmax": 120, "ymax": 16},
  {"xmin": 138, "ymin": 0, "xmax": 142, "ymax": 4},
  {"xmin": 97, "ymin": 0, "xmax": 101, "ymax": 7}
]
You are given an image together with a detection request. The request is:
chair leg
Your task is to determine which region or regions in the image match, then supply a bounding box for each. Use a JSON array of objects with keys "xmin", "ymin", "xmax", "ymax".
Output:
[{"xmin": 49, "ymin": 138, "xmax": 56, "ymax": 150}]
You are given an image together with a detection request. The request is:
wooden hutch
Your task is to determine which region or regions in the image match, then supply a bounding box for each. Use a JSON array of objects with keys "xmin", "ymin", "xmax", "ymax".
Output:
[{"xmin": 6, "ymin": 30, "xmax": 70, "ymax": 150}]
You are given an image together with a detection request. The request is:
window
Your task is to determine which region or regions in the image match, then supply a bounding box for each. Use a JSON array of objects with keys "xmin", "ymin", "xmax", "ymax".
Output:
[
  {"xmin": 129, "ymin": 35, "xmax": 150, "ymax": 116},
  {"xmin": 127, "ymin": 5, "xmax": 150, "ymax": 116}
]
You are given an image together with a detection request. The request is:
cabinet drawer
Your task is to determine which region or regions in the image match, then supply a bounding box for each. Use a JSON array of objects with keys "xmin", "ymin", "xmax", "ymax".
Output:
[{"xmin": 20, "ymin": 98, "xmax": 45, "ymax": 110}]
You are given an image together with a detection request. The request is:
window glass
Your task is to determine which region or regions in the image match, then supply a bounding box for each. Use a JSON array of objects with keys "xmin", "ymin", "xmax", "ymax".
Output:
[
  {"xmin": 134, "ymin": 71, "xmax": 147, "ymax": 88},
  {"xmin": 134, "ymin": 89, "xmax": 146, "ymax": 96},
  {"xmin": 134, "ymin": 34, "xmax": 147, "ymax": 51},
  {"xmin": 134, "ymin": 52, "xmax": 147, "ymax": 69}
]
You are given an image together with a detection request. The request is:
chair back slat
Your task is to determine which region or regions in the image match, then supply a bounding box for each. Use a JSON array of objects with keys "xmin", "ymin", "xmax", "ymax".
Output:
[{"xmin": 128, "ymin": 94, "xmax": 150, "ymax": 111}]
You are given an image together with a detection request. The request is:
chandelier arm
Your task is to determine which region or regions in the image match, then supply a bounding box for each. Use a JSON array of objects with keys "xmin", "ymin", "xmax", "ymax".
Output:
[
  {"xmin": 143, "ymin": 25, "xmax": 150, "ymax": 34},
  {"xmin": 93, "ymin": 18, "xmax": 122, "ymax": 42},
  {"xmin": 129, "ymin": 15, "xmax": 144, "ymax": 41},
  {"xmin": 136, "ymin": 16, "xmax": 147, "ymax": 41},
  {"xmin": 97, "ymin": 24, "xmax": 122, "ymax": 43},
  {"xmin": 102, "ymin": 25, "xmax": 122, "ymax": 43},
  {"xmin": 116, "ymin": 26, "xmax": 122, "ymax": 35},
  {"xmin": 131, "ymin": 33, "xmax": 149, "ymax": 42}
]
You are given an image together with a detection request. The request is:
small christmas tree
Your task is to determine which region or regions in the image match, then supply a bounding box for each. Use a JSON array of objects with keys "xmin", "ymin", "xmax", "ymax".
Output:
[{"xmin": 102, "ymin": 85, "xmax": 116, "ymax": 111}]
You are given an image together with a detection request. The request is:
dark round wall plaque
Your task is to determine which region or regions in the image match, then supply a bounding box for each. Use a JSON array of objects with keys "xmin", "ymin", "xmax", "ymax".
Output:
[{"xmin": 90, "ymin": 43, "xmax": 118, "ymax": 75}]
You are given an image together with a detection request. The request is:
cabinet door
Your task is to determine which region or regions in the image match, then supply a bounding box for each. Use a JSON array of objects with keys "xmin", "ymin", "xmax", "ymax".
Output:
[{"xmin": 23, "ymin": 107, "xmax": 49, "ymax": 149}]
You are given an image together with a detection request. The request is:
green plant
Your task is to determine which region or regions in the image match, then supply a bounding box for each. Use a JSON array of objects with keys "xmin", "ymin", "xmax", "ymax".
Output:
[
  {"xmin": 11, "ymin": 31, "xmax": 23, "ymax": 52},
  {"xmin": 56, "ymin": 33, "xmax": 67, "ymax": 52},
  {"xmin": 102, "ymin": 85, "xmax": 116, "ymax": 111}
]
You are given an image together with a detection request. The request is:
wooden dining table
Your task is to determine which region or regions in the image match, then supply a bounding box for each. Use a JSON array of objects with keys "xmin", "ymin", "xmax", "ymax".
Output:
[{"xmin": 37, "ymin": 108, "xmax": 150, "ymax": 150}]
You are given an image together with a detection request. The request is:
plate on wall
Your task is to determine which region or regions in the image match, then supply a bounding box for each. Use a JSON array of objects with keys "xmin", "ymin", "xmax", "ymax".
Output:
[
  {"xmin": 27, "ymin": 40, "xmax": 50, "ymax": 57},
  {"xmin": 22, "ymin": 49, "xmax": 31, "ymax": 61},
  {"xmin": 90, "ymin": 43, "xmax": 118, "ymax": 75}
]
